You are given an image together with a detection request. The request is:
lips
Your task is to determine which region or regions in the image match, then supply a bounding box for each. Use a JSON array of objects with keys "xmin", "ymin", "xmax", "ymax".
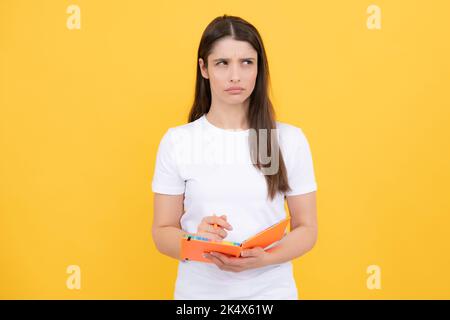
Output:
[
  {"xmin": 226, "ymin": 86, "xmax": 244, "ymax": 91},
  {"xmin": 225, "ymin": 87, "xmax": 244, "ymax": 93}
]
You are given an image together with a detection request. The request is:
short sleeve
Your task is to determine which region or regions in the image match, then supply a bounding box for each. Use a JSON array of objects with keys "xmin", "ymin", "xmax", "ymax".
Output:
[
  {"xmin": 284, "ymin": 128, "xmax": 318, "ymax": 196},
  {"xmin": 151, "ymin": 128, "xmax": 186, "ymax": 195}
]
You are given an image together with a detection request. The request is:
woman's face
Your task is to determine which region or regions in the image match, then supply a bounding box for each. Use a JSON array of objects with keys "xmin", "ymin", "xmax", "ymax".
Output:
[{"xmin": 199, "ymin": 37, "xmax": 258, "ymax": 106}]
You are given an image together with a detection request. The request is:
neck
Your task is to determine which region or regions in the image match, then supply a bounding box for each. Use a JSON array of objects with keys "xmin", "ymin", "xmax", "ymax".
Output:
[{"xmin": 206, "ymin": 98, "xmax": 250, "ymax": 130}]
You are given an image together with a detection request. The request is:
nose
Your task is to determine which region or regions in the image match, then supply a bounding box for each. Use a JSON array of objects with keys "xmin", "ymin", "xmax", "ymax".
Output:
[{"xmin": 230, "ymin": 64, "xmax": 240, "ymax": 83}]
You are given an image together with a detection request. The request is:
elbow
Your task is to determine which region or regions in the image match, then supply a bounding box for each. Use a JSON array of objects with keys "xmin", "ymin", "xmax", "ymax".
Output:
[
  {"xmin": 310, "ymin": 225, "xmax": 318, "ymax": 250},
  {"xmin": 152, "ymin": 226, "xmax": 164, "ymax": 254},
  {"xmin": 302, "ymin": 224, "xmax": 318, "ymax": 252}
]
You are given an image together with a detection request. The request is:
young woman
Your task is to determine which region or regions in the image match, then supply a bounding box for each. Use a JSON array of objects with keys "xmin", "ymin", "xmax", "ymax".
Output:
[{"xmin": 151, "ymin": 15, "xmax": 318, "ymax": 300}]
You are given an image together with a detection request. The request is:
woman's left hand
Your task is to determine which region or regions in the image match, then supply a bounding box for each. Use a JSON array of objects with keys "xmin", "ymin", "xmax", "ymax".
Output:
[{"xmin": 203, "ymin": 247, "xmax": 271, "ymax": 272}]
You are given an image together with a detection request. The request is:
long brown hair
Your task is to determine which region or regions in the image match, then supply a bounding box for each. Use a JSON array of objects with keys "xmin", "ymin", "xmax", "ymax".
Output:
[{"xmin": 188, "ymin": 14, "xmax": 291, "ymax": 200}]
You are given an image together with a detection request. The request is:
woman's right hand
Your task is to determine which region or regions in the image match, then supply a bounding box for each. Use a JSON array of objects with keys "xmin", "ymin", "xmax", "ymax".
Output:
[{"xmin": 196, "ymin": 214, "xmax": 233, "ymax": 241}]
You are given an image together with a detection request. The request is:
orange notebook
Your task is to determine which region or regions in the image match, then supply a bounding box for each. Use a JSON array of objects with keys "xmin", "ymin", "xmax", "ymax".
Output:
[{"xmin": 180, "ymin": 217, "xmax": 290, "ymax": 263}]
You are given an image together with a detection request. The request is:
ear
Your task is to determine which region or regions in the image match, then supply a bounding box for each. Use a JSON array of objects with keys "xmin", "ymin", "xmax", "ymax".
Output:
[{"xmin": 199, "ymin": 58, "xmax": 209, "ymax": 79}]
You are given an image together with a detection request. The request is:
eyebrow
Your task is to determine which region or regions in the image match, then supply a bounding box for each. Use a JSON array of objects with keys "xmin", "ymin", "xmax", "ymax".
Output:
[{"xmin": 212, "ymin": 57, "xmax": 256, "ymax": 62}]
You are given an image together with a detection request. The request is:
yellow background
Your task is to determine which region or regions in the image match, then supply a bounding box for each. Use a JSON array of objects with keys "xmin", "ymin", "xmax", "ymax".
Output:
[{"xmin": 1, "ymin": 0, "xmax": 449, "ymax": 299}]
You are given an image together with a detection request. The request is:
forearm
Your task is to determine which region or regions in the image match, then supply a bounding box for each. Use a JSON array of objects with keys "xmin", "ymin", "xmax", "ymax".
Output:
[
  {"xmin": 265, "ymin": 225, "xmax": 317, "ymax": 265},
  {"xmin": 152, "ymin": 226, "xmax": 188, "ymax": 261}
]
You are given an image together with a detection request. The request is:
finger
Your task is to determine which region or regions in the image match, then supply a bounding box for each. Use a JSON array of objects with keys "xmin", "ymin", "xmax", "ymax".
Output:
[
  {"xmin": 203, "ymin": 253, "xmax": 224, "ymax": 267},
  {"xmin": 206, "ymin": 224, "xmax": 228, "ymax": 238},
  {"xmin": 204, "ymin": 216, "xmax": 233, "ymax": 230},
  {"xmin": 208, "ymin": 252, "xmax": 228, "ymax": 265},
  {"xmin": 209, "ymin": 252, "xmax": 243, "ymax": 266},
  {"xmin": 209, "ymin": 216, "xmax": 232, "ymax": 230},
  {"xmin": 199, "ymin": 222, "xmax": 227, "ymax": 238},
  {"xmin": 212, "ymin": 213, "xmax": 217, "ymax": 228},
  {"xmin": 208, "ymin": 255, "xmax": 243, "ymax": 272},
  {"xmin": 198, "ymin": 222, "xmax": 227, "ymax": 238}
]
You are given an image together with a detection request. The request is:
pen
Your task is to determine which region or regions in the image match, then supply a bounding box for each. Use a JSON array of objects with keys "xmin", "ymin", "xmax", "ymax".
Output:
[{"xmin": 213, "ymin": 213, "xmax": 218, "ymax": 229}]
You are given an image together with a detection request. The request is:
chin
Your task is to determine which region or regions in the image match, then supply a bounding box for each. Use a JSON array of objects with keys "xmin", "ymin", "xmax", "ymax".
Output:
[
  {"xmin": 226, "ymin": 94, "xmax": 249, "ymax": 101},
  {"xmin": 226, "ymin": 98, "xmax": 247, "ymax": 105}
]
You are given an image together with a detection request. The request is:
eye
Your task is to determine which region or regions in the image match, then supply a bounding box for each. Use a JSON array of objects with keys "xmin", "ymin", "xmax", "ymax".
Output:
[
  {"xmin": 243, "ymin": 60, "xmax": 253, "ymax": 64},
  {"xmin": 216, "ymin": 61, "xmax": 226, "ymax": 66}
]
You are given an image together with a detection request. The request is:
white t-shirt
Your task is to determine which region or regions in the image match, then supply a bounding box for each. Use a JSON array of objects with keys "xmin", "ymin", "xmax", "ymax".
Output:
[{"xmin": 151, "ymin": 114, "xmax": 318, "ymax": 299}]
